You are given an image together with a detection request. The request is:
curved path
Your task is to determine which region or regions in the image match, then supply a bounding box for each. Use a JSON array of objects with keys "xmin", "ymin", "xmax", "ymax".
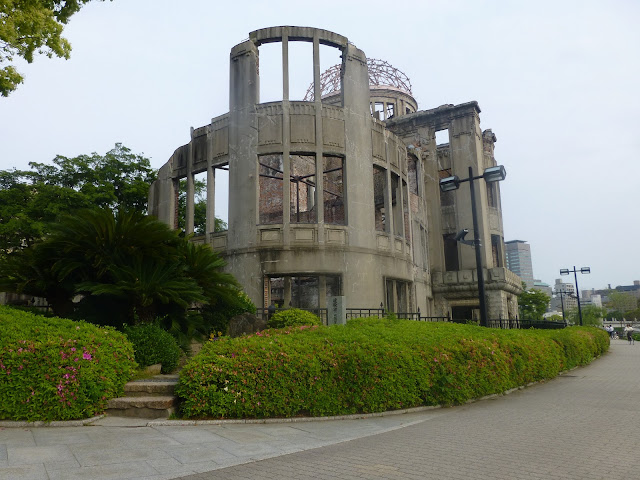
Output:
[{"xmin": 1, "ymin": 339, "xmax": 638, "ymax": 480}]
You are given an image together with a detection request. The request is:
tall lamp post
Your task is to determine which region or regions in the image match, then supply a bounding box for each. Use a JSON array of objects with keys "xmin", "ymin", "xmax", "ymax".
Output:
[
  {"xmin": 440, "ymin": 165, "xmax": 507, "ymax": 327},
  {"xmin": 560, "ymin": 266, "xmax": 590, "ymax": 326},
  {"xmin": 554, "ymin": 289, "xmax": 568, "ymax": 322}
]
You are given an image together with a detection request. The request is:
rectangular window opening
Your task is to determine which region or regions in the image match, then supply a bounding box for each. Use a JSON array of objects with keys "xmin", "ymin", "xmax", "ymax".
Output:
[
  {"xmin": 443, "ymin": 233, "xmax": 460, "ymax": 271},
  {"xmin": 391, "ymin": 174, "xmax": 403, "ymax": 236},
  {"xmin": 372, "ymin": 102, "xmax": 384, "ymax": 120},
  {"xmin": 214, "ymin": 166, "xmax": 229, "ymax": 231},
  {"xmin": 288, "ymin": 41, "xmax": 314, "ymax": 101},
  {"xmin": 323, "ymin": 155, "xmax": 345, "ymax": 225},
  {"xmin": 259, "ymin": 154, "xmax": 284, "ymax": 224},
  {"xmin": 258, "ymin": 43, "xmax": 283, "ymax": 104},
  {"xmin": 385, "ymin": 103, "xmax": 395, "ymax": 119},
  {"xmin": 402, "ymin": 179, "xmax": 410, "ymax": 242},
  {"xmin": 318, "ymin": 44, "xmax": 343, "ymax": 105},
  {"xmin": 373, "ymin": 166, "xmax": 386, "ymax": 232},
  {"xmin": 408, "ymin": 155, "xmax": 418, "ymax": 195},
  {"xmin": 435, "ymin": 129, "xmax": 449, "ymax": 146},
  {"xmin": 491, "ymin": 234, "xmax": 503, "ymax": 268},
  {"xmin": 290, "ymin": 154, "xmax": 316, "ymax": 223},
  {"xmin": 193, "ymin": 171, "xmax": 207, "ymax": 235}
]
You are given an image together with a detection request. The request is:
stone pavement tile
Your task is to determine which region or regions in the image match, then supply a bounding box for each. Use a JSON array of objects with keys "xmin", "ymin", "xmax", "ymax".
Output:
[
  {"xmin": 0, "ymin": 446, "xmax": 6, "ymax": 462},
  {"xmin": 69, "ymin": 442, "xmax": 168, "ymax": 467},
  {"xmin": 8, "ymin": 444, "xmax": 75, "ymax": 466},
  {"xmin": 0, "ymin": 464, "xmax": 48, "ymax": 480},
  {"xmin": 154, "ymin": 426, "xmax": 227, "ymax": 444},
  {"xmin": 46, "ymin": 461, "xmax": 160, "ymax": 480},
  {"xmin": 141, "ymin": 458, "xmax": 202, "ymax": 478},
  {"xmin": 206, "ymin": 425, "xmax": 286, "ymax": 444},
  {"xmin": 115, "ymin": 427, "xmax": 182, "ymax": 448},
  {"xmin": 32, "ymin": 426, "xmax": 92, "ymax": 446},
  {"xmin": 216, "ymin": 439, "xmax": 301, "ymax": 459},
  {"xmin": 0, "ymin": 428, "xmax": 35, "ymax": 447},
  {"xmin": 161, "ymin": 442, "xmax": 241, "ymax": 465}
]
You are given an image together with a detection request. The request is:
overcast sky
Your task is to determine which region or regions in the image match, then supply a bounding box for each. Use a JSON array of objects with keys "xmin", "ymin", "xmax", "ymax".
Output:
[{"xmin": 1, "ymin": 0, "xmax": 638, "ymax": 292}]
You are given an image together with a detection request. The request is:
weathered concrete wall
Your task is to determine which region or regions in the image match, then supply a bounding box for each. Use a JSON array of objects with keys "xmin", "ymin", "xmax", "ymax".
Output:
[{"xmin": 148, "ymin": 26, "xmax": 520, "ymax": 319}]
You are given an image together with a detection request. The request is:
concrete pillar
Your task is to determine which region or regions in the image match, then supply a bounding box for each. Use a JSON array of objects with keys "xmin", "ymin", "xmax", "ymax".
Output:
[
  {"xmin": 186, "ymin": 127, "xmax": 195, "ymax": 235},
  {"xmin": 284, "ymin": 277, "xmax": 292, "ymax": 307},
  {"xmin": 319, "ymin": 275, "xmax": 327, "ymax": 308},
  {"xmin": 281, "ymin": 30, "xmax": 291, "ymax": 243},
  {"xmin": 148, "ymin": 161, "xmax": 177, "ymax": 228},
  {"xmin": 206, "ymin": 162, "xmax": 215, "ymax": 241},
  {"xmin": 228, "ymin": 40, "xmax": 259, "ymax": 249},
  {"xmin": 341, "ymin": 43, "xmax": 373, "ymax": 246},
  {"xmin": 313, "ymin": 32, "xmax": 325, "ymax": 241}
]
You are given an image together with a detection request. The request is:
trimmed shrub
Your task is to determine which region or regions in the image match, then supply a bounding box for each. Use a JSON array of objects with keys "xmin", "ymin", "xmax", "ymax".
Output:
[
  {"xmin": 201, "ymin": 289, "xmax": 256, "ymax": 337},
  {"xmin": 176, "ymin": 319, "xmax": 609, "ymax": 419},
  {"xmin": 267, "ymin": 308, "xmax": 321, "ymax": 329},
  {"xmin": 0, "ymin": 305, "xmax": 136, "ymax": 422},
  {"xmin": 123, "ymin": 323, "xmax": 182, "ymax": 373}
]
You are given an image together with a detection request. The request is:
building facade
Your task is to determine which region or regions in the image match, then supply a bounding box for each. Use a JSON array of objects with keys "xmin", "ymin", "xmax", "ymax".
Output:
[
  {"xmin": 505, "ymin": 240, "xmax": 535, "ymax": 289},
  {"xmin": 148, "ymin": 26, "xmax": 522, "ymax": 321}
]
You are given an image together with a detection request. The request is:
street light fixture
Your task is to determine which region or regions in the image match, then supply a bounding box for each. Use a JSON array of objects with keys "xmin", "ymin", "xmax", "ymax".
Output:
[
  {"xmin": 439, "ymin": 165, "xmax": 507, "ymax": 327},
  {"xmin": 560, "ymin": 266, "xmax": 591, "ymax": 326}
]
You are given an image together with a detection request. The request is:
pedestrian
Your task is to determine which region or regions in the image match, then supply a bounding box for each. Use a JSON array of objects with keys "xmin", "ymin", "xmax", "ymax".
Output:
[{"xmin": 624, "ymin": 324, "xmax": 634, "ymax": 344}]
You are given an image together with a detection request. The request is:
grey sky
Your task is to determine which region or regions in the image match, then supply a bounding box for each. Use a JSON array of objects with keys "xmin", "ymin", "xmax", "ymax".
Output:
[{"xmin": 1, "ymin": 0, "xmax": 638, "ymax": 292}]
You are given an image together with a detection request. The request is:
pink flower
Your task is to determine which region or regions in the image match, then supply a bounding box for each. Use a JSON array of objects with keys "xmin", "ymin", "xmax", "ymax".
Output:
[{"xmin": 83, "ymin": 352, "xmax": 92, "ymax": 360}]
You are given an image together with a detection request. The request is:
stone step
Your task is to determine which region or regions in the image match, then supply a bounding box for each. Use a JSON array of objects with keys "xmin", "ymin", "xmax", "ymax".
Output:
[
  {"xmin": 106, "ymin": 395, "xmax": 177, "ymax": 419},
  {"xmin": 124, "ymin": 379, "xmax": 178, "ymax": 397}
]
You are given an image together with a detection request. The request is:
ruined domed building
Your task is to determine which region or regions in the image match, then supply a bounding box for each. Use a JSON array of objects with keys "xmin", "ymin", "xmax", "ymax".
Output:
[{"xmin": 149, "ymin": 26, "xmax": 522, "ymax": 321}]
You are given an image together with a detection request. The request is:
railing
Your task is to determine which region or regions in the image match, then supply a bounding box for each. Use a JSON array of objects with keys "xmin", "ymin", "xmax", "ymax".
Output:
[
  {"xmin": 346, "ymin": 308, "xmax": 385, "ymax": 319},
  {"xmin": 487, "ymin": 318, "xmax": 568, "ymax": 330},
  {"xmin": 257, "ymin": 307, "xmax": 449, "ymax": 325}
]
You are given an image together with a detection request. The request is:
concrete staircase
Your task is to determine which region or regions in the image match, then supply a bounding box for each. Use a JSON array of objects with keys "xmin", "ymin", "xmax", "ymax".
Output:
[{"xmin": 106, "ymin": 374, "xmax": 179, "ymax": 419}]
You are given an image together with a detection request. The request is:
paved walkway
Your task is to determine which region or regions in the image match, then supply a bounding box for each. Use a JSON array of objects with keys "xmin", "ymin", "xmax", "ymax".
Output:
[{"xmin": 1, "ymin": 339, "xmax": 638, "ymax": 480}]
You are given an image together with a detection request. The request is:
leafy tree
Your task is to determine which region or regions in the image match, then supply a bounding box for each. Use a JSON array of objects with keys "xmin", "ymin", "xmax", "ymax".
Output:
[
  {"xmin": 0, "ymin": 144, "xmax": 156, "ymax": 254},
  {"xmin": 0, "ymin": 0, "xmax": 108, "ymax": 96},
  {"xmin": 566, "ymin": 305, "xmax": 607, "ymax": 326},
  {"xmin": 518, "ymin": 284, "xmax": 550, "ymax": 320},
  {"xmin": 177, "ymin": 178, "xmax": 227, "ymax": 235},
  {"xmin": 605, "ymin": 291, "xmax": 638, "ymax": 315}
]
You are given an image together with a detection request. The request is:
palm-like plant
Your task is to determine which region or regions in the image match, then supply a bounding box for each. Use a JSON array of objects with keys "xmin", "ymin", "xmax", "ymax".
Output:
[
  {"xmin": 77, "ymin": 256, "xmax": 206, "ymax": 324},
  {"xmin": 0, "ymin": 208, "xmax": 241, "ymax": 331},
  {"xmin": 48, "ymin": 208, "xmax": 181, "ymax": 284}
]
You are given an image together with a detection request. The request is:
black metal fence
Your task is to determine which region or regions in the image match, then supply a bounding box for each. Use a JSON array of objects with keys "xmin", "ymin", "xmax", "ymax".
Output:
[
  {"xmin": 487, "ymin": 318, "xmax": 567, "ymax": 330},
  {"xmin": 257, "ymin": 307, "xmax": 567, "ymax": 330}
]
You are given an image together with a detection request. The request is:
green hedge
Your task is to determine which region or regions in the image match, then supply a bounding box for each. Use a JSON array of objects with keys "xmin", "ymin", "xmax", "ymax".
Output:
[
  {"xmin": 0, "ymin": 306, "xmax": 136, "ymax": 421},
  {"xmin": 176, "ymin": 318, "xmax": 609, "ymax": 419},
  {"xmin": 124, "ymin": 323, "xmax": 182, "ymax": 373},
  {"xmin": 267, "ymin": 308, "xmax": 321, "ymax": 329}
]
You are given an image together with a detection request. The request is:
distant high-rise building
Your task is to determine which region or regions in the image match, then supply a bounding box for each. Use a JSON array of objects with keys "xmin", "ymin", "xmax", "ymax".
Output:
[{"xmin": 505, "ymin": 240, "xmax": 535, "ymax": 288}]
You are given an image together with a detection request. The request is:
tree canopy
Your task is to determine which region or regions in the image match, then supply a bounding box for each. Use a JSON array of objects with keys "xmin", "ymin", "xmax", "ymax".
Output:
[
  {"xmin": 0, "ymin": 143, "xmax": 156, "ymax": 254},
  {"xmin": 518, "ymin": 284, "xmax": 550, "ymax": 321},
  {"xmin": 177, "ymin": 178, "xmax": 227, "ymax": 235},
  {"xmin": 567, "ymin": 305, "xmax": 607, "ymax": 326},
  {"xmin": 0, "ymin": 0, "xmax": 108, "ymax": 96}
]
